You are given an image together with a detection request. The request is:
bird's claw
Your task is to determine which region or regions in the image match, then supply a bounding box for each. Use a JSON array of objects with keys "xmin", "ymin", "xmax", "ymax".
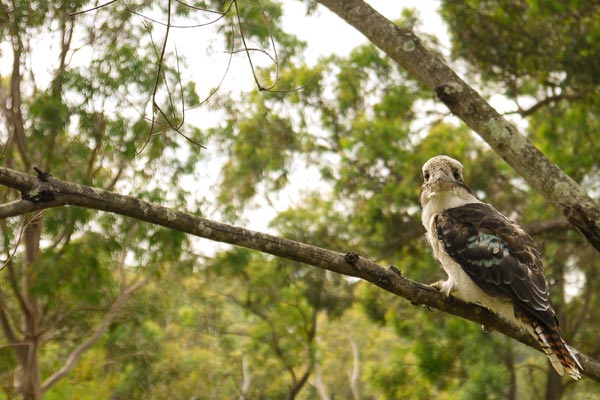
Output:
[{"xmin": 430, "ymin": 280, "xmax": 453, "ymax": 297}]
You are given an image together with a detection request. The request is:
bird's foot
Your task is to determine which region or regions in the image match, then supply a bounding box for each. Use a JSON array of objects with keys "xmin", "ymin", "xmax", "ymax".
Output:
[
  {"xmin": 388, "ymin": 265, "xmax": 401, "ymax": 276},
  {"xmin": 430, "ymin": 280, "xmax": 454, "ymax": 297}
]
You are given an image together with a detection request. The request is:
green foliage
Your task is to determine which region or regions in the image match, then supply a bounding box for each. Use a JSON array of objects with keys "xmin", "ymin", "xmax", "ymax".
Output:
[
  {"xmin": 2, "ymin": 1, "xmax": 600, "ymax": 399},
  {"xmin": 213, "ymin": 101, "xmax": 299, "ymax": 208},
  {"xmin": 439, "ymin": 0, "xmax": 600, "ymax": 188},
  {"xmin": 194, "ymin": 3, "xmax": 600, "ymax": 398},
  {"xmin": 529, "ymin": 100, "xmax": 600, "ymax": 181},
  {"xmin": 0, "ymin": 0, "xmax": 211, "ymax": 397},
  {"xmin": 440, "ymin": 0, "xmax": 600, "ymax": 92}
]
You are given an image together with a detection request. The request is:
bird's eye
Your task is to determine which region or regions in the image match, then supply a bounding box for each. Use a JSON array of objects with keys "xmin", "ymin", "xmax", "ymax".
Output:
[
  {"xmin": 452, "ymin": 169, "xmax": 461, "ymax": 181},
  {"xmin": 424, "ymin": 171, "xmax": 430, "ymax": 181}
]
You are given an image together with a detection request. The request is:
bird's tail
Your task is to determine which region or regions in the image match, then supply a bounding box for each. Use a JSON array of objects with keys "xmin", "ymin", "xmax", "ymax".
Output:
[{"xmin": 526, "ymin": 317, "xmax": 583, "ymax": 380}]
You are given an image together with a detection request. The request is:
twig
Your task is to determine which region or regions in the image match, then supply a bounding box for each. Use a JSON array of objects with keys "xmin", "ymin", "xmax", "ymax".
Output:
[
  {"xmin": 186, "ymin": 1, "xmax": 237, "ymax": 110},
  {"xmin": 127, "ymin": 7, "xmax": 228, "ymax": 29},
  {"xmin": 0, "ymin": 210, "xmax": 44, "ymax": 271},
  {"xmin": 232, "ymin": 0, "xmax": 277, "ymax": 91},
  {"xmin": 137, "ymin": 0, "xmax": 174, "ymax": 155},
  {"xmin": 69, "ymin": 0, "xmax": 120, "ymax": 16},
  {"xmin": 174, "ymin": 0, "xmax": 225, "ymax": 14}
]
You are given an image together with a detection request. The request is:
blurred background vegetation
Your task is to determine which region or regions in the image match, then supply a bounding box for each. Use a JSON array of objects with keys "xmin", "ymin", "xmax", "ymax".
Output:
[{"xmin": 1, "ymin": 0, "xmax": 599, "ymax": 399}]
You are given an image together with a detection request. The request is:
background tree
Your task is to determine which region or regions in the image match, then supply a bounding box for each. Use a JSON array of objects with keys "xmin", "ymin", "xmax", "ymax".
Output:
[
  {"xmin": 1, "ymin": 1, "xmax": 600, "ymax": 399},
  {"xmin": 0, "ymin": 1, "xmax": 203, "ymax": 398}
]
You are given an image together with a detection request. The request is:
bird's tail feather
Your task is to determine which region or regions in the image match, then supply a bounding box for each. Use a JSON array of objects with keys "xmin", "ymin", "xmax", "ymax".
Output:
[
  {"xmin": 526, "ymin": 316, "xmax": 582, "ymax": 380},
  {"xmin": 514, "ymin": 308, "xmax": 582, "ymax": 380}
]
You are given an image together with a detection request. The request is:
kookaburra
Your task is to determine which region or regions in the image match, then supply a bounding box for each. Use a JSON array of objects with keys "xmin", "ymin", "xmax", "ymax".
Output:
[{"xmin": 420, "ymin": 155, "xmax": 582, "ymax": 380}]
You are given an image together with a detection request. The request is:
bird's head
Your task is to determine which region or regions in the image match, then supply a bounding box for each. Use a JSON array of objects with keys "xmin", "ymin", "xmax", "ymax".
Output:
[{"xmin": 420, "ymin": 155, "xmax": 474, "ymax": 208}]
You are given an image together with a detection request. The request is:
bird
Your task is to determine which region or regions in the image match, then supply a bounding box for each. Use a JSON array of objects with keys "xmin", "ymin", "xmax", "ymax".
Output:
[{"xmin": 420, "ymin": 154, "xmax": 582, "ymax": 380}]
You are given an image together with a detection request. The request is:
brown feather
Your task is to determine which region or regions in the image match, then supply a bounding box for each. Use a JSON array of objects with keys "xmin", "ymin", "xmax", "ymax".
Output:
[{"xmin": 514, "ymin": 307, "xmax": 582, "ymax": 380}]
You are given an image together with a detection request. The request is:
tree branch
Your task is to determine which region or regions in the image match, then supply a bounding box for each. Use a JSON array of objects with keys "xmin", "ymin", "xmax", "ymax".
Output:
[
  {"xmin": 0, "ymin": 297, "xmax": 21, "ymax": 359},
  {"xmin": 40, "ymin": 279, "xmax": 146, "ymax": 392},
  {"xmin": 0, "ymin": 166, "xmax": 599, "ymax": 381},
  {"xmin": 40, "ymin": 305, "xmax": 110, "ymax": 339},
  {"xmin": 349, "ymin": 338, "xmax": 360, "ymax": 400},
  {"xmin": 314, "ymin": 0, "xmax": 600, "ymax": 252},
  {"xmin": 525, "ymin": 218, "xmax": 571, "ymax": 236},
  {"xmin": 0, "ymin": 199, "xmax": 56, "ymax": 219},
  {"xmin": 508, "ymin": 92, "xmax": 582, "ymax": 117}
]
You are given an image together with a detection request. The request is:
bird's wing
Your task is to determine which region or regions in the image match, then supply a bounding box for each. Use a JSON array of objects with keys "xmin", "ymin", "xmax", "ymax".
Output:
[{"xmin": 435, "ymin": 203, "xmax": 557, "ymax": 327}]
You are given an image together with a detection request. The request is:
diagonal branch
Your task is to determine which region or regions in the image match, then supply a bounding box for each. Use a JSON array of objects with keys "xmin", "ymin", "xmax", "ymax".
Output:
[
  {"xmin": 314, "ymin": 0, "xmax": 600, "ymax": 252},
  {"xmin": 0, "ymin": 166, "xmax": 599, "ymax": 381},
  {"xmin": 40, "ymin": 279, "xmax": 146, "ymax": 393},
  {"xmin": 0, "ymin": 296, "xmax": 22, "ymax": 361}
]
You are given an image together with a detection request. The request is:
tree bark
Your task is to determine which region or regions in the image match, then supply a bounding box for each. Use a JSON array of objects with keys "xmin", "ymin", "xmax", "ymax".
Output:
[
  {"xmin": 18, "ymin": 214, "xmax": 43, "ymax": 400},
  {"xmin": 1, "ymin": 166, "xmax": 599, "ymax": 382},
  {"xmin": 314, "ymin": 0, "xmax": 600, "ymax": 252},
  {"xmin": 545, "ymin": 364, "xmax": 563, "ymax": 400}
]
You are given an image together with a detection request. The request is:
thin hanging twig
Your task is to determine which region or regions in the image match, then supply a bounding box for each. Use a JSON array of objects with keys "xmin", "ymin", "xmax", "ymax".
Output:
[{"xmin": 69, "ymin": 0, "xmax": 120, "ymax": 16}]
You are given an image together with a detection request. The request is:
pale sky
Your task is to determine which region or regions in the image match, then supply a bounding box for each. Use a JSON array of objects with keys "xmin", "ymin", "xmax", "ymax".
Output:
[{"xmin": 170, "ymin": 1, "xmax": 449, "ymax": 124}]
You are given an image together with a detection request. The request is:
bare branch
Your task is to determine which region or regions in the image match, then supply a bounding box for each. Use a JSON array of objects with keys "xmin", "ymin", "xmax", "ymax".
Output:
[
  {"xmin": 525, "ymin": 218, "xmax": 571, "ymax": 236},
  {"xmin": 0, "ymin": 200, "xmax": 53, "ymax": 220},
  {"xmin": 41, "ymin": 305, "xmax": 110, "ymax": 338},
  {"xmin": 240, "ymin": 356, "xmax": 251, "ymax": 399},
  {"xmin": 1, "ymin": 166, "xmax": 599, "ymax": 381},
  {"xmin": 0, "ymin": 211, "xmax": 43, "ymax": 271},
  {"xmin": 8, "ymin": 35, "xmax": 31, "ymax": 169},
  {"xmin": 174, "ymin": 0, "xmax": 225, "ymax": 14},
  {"xmin": 40, "ymin": 279, "xmax": 146, "ymax": 392},
  {"xmin": 232, "ymin": 0, "xmax": 280, "ymax": 92},
  {"xmin": 315, "ymin": 0, "xmax": 600, "ymax": 252},
  {"xmin": 0, "ymin": 297, "xmax": 19, "ymax": 352},
  {"xmin": 186, "ymin": 1, "xmax": 236, "ymax": 110},
  {"xmin": 137, "ymin": 0, "xmax": 174, "ymax": 154},
  {"xmin": 349, "ymin": 338, "xmax": 360, "ymax": 400},
  {"xmin": 128, "ymin": 7, "xmax": 229, "ymax": 29},
  {"xmin": 505, "ymin": 93, "xmax": 583, "ymax": 117}
]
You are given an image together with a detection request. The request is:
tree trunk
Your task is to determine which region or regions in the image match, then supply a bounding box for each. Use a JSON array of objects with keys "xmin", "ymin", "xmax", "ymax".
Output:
[
  {"xmin": 545, "ymin": 365, "xmax": 563, "ymax": 400},
  {"xmin": 16, "ymin": 339, "xmax": 41, "ymax": 400},
  {"xmin": 16, "ymin": 216, "xmax": 44, "ymax": 400},
  {"xmin": 501, "ymin": 339, "xmax": 517, "ymax": 400}
]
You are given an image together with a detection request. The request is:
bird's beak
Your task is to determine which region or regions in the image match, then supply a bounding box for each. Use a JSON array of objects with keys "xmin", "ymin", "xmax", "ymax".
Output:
[{"xmin": 429, "ymin": 169, "xmax": 455, "ymax": 190}]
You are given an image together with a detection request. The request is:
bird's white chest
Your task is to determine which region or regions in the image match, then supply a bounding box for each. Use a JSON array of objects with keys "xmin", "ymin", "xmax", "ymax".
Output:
[
  {"xmin": 421, "ymin": 192, "xmax": 480, "ymax": 297},
  {"xmin": 425, "ymin": 221, "xmax": 479, "ymax": 300}
]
